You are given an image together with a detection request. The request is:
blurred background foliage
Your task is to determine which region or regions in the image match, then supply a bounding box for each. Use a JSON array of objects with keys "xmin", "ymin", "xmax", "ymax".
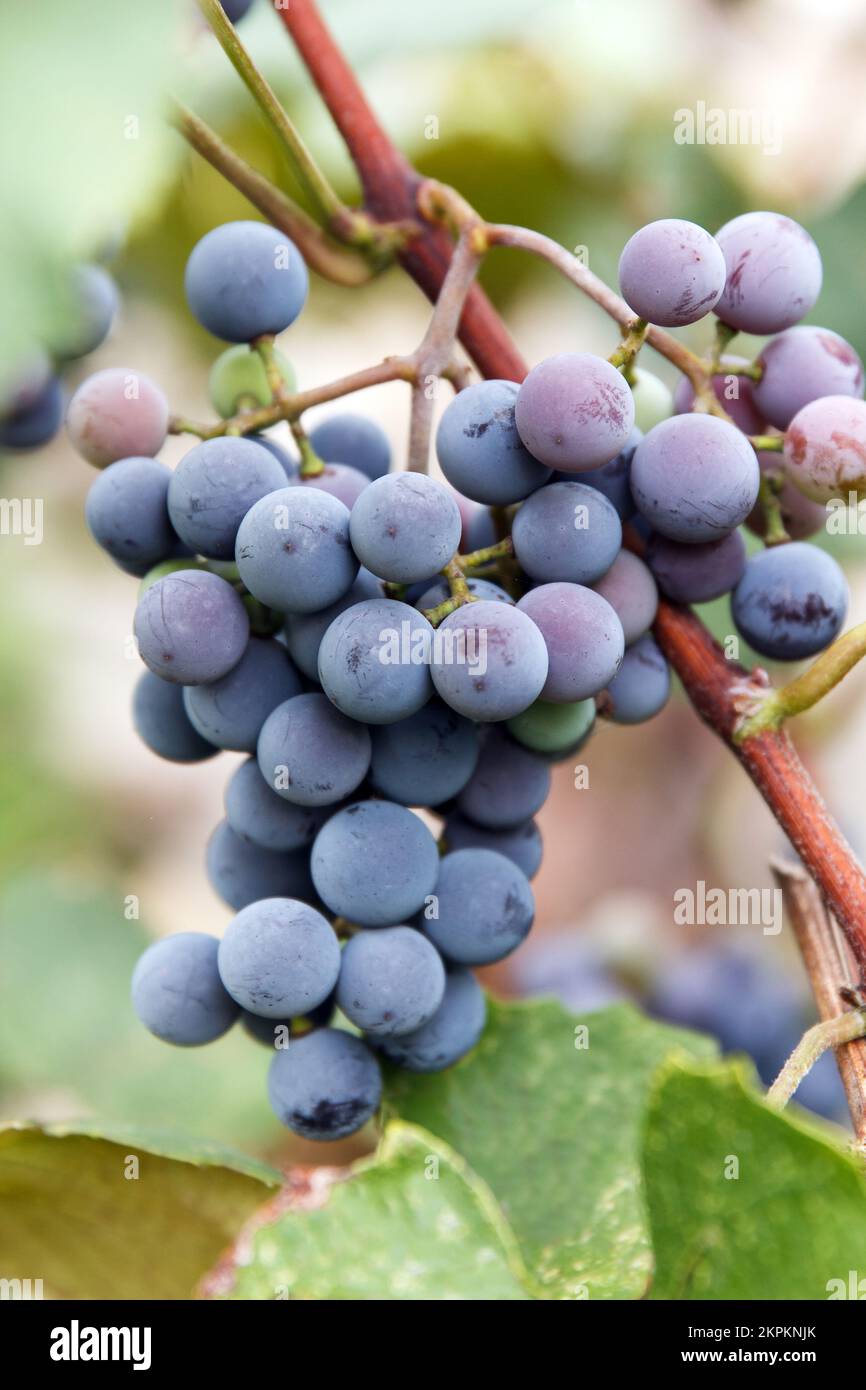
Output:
[{"xmin": 2, "ymin": 0, "xmax": 866, "ymax": 1157}]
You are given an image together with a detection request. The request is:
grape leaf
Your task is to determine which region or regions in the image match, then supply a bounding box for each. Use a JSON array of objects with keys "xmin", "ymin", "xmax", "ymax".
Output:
[
  {"xmin": 204, "ymin": 1122, "xmax": 534, "ymax": 1301},
  {"xmin": 644, "ymin": 1058, "xmax": 866, "ymax": 1300},
  {"xmin": 384, "ymin": 998, "xmax": 716, "ymax": 1299},
  {"xmin": 0, "ymin": 1123, "xmax": 279, "ymax": 1300}
]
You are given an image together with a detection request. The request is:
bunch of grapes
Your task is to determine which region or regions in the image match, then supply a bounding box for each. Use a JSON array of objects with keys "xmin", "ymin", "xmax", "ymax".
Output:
[{"xmin": 65, "ymin": 207, "xmax": 866, "ymax": 1141}]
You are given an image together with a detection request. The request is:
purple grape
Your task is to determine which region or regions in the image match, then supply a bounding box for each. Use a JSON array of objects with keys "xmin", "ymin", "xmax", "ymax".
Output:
[
  {"xmin": 310, "ymin": 800, "xmax": 440, "ymax": 927},
  {"xmin": 431, "ymin": 601, "xmax": 548, "ymax": 721},
  {"xmin": 66, "ymin": 367, "xmax": 168, "ymax": 468},
  {"xmin": 456, "ymin": 726, "xmax": 550, "ymax": 829},
  {"xmin": 590, "ymin": 551, "xmax": 658, "ymax": 645},
  {"xmin": 783, "ymin": 396, "xmax": 866, "ymax": 502},
  {"xmin": 309, "ymin": 413, "xmax": 391, "ymax": 481},
  {"xmin": 349, "ymin": 472, "xmax": 462, "ymax": 583},
  {"xmin": 752, "ymin": 327, "xmax": 864, "ymax": 431},
  {"xmin": 512, "ymin": 480, "xmax": 622, "ymax": 584},
  {"xmin": 250, "ymin": 433, "xmax": 296, "ymax": 477},
  {"xmin": 85, "ymin": 456, "xmax": 175, "ymax": 568},
  {"xmin": 132, "ymin": 670, "xmax": 219, "ymax": 763},
  {"xmin": 336, "ymin": 927, "xmax": 446, "ymax": 1038},
  {"xmin": 317, "ymin": 598, "xmax": 434, "ymax": 724},
  {"xmin": 421, "ymin": 848, "xmax": 534, "ymax": 965},
  {"xmin": 221, "ymin": 0, "xmax": 256, "ymax": 24},
  {"xmin": 515, "ymin": 352, "xmax": 635, "ymax": 470},
  {"xmin": 517, "ymin": 581, "xmax": 624, "ymax": 700},
  {"xmin": 746, "ymin": 452, "xmax": 826, "ymax": 541},
  {"xmin": 217, "ymin": 897, "xmax": 340, "ymax": 1019},
  {"xmin": 168, "ymin": 436, "xmax": 287, "ymax": 560},
  {"xmin": 465, "ymin": 505, "xmax": 498, "ymax": 552},
  {"xmin": 443, "ymin": 812, "xmax": 543, "ymax": 879},
  {"xmin": 299, "ymin": 463, "xmax": 370, "ymax": 508},
  {"xmin": 225, "ymin": 757, "xmax": 328, "ymax": 852},
  {"xmin": 572, "ymin": 427, "xmax": 641, "ymax": 520},
  {"xmin": 674, "ymin": 357, "xmax": 765, "ymax": 435},
  {"xmin": 731, "ymin": 542, "xmax": 847, "ymax": 660},
  {"xmin": 602, "ymin": 634, "xmax": 671, "ymax": 724},
  {"xmin": 0, "ymin": 373, "xmax": 63, "ymax": 450},
  {"xmin": 267, "ymin": 1027, "xmax": 382, "ymax": 1139},
  {"xmin": 183, "ymin": 636, "xmax": 302, "ymax": 752},
  {"xmin": 630, "ymin": 414, "xmax": 760, "ymax": 542},
  {"xmin": 618, "ymin": 219, "xmax": 726, "ymax": 327},
  {"xmin": 435, "ymin": 379, "xmax": 551, "ymax": 504},
  {"xmin": 184, "ymin": 221, "xmax": 308, "ymax": 342},
  {"xmin": 283, "ymin": 568, "xmax": 383, "ymax": 679},
  {"xmin": 134, "ymin": 570, "xmax": 249, "ymax": 684},
  {"xmin": 645, "ymin": 530, "xmax": 747, "ymax": 604},
  {"xmin": 369, "ymin": 700, "xmax": 479, "ymax": 806},
  {"xmin": 257, "ymin": 691, "xmax": 372, "ymax": 807},
  {"xmin": 132, "ymin": 933, "xmax": 239, "ymax": 1046},
  {"xmin": 714, "ymin": 211, "xmax": 822, "ymax": 334},
  {"xmin": 374, "ymin": 968, "xmax": 486, "ymax": 1073},
  {"xmin": 236, "ymin": 486, "xmax": 357, "ymax": 614},
  {"xmin": 206, "ymin": 819, "xmax": 315, "ymax": 911}
]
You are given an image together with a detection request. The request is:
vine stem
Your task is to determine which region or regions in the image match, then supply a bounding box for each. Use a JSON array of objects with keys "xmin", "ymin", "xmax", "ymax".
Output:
[
  {"xmin": 268, "ymin": 0, "xmax": 866, "ymax": 1122},
  {"xmin": 767, "ymin": 1008, "xmax": 866, "ymax": 1112},
  {"xmin": 735, "ymin": 621, "xmax": 866, "ymax": 742}
]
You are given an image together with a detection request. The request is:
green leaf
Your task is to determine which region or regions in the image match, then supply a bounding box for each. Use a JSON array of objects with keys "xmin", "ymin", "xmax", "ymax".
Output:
[
  {"xmin": 384, "ymin": 999, "xmax": 716, "ymax": 1299},
  {"xmin": 644, "ymin": 1059, "xmax": 866, "ymax": 1300},
  {"xmin": 207, "ymin": 1122, "xmax": 533, "ymax": 1301},
  {"xmin": 0, "ymin": 1123, "xmax": 279, "ymax": 1300}
]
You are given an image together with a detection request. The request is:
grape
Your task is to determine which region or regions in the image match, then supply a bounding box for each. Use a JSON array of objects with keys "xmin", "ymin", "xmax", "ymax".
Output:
[
  {"xmin": 511, "ymin": 481, "xmax": 622, "ymax": 584},
  {"xmin": 572, "ymin": 427, "xmax": 641, "ymax": 520},
  {"xmin": 590, "ymin": 551, "xmax": 658, "ymax": 645},
  {"xmin": 414, "ymin": 576, "xmax": 514, "ymax": 611},
  {"xmin": 132, "ymin": 671, "xmax": 218, "ymax": 763},
  {"xmin": 54, "ymin": 264, "xmax": 119, "ymax": 360},
  {"xmin": 435, "ymin": 379, "xmax": 551, "ymax": 504},
  {"xmin": 220, "ymin": 0, "xmax": 256, "ymax": 23},
  {"xmin": 168, "ymin": 436, "xmax": 287, "ymax": 560},
  {"xmin": 184, "ymin": 221, "xmax": 308, "ymax": 342},
  {"xmin": 731, "ymin": 542, "xmax": 847, "ymax": 660},
  {"xmin": 517, "ymin": 582, "xmax": 624, "ymax": 699},
  {"xmin": 138, "ymin": 556, "xmax": 208, "ymax": 595},
  {"xmin": 714, "ymin": 211, "xmax": 822, "ymax": 334},
  {"xmin": 300, "ymin": 463, "xmax": 370, "ymax": 508},
  {"xmin": 465, "ymin": 504, "xmax": 498, "ymax": 552},
  {"xmin": 217, "ymin": 897, "xmax": 340, "ymax": 1018},
  {"xmin": 183, "ymin": 636, "xmax": 302, "ymax": 752},
  {"xmin": 630, "ymin": 414, "xmax": 760, "ymax": 542},
  {"xmin": 618, "ymin": 219, "xmax": 726, "ymax": 326},
  {"xmin": 134, "ymin": 570, "xmax": 249, "ymax": 684},
  {"xmin": 752, "ymin": 327, "xmax": 864, "ymax": 431},
  {"xmin": 349, "ymin": 472, "xmax": 462, "ymax": 583},
  {"xmin": 369, "ymin": 700, "xmax": 479, "ymax": 806},
  {"xmin": 645, "ymin": 530, "xmax": 747, "ymax": 604},
  {"xmin": 0, "ymin": 374, "xmax": 63, "ymax": 450},
  {"xmin": 268, "ymin": 1027, "xmax": 382, "ymax": 1139},
  {"xmin": 602, "ymin": 635, "xmax": 671, "ymax": 723},
  {"xmin": 336, "ymin": 927, "xmax": 446, "ymax": 1037},
  {"xmin": 283, "ymin": 569, "xmax": 382, "ymax": 679},
  {"xmin": 310, "ymin": 800, "xmax": 439, "ymax": 927},
  {"xmin": 513, "ymin": 935, "xmax": 629, "ymax": 1014},
  {"xmin": 674, "ymin": 357, "xmax": 765, "ymax": 435},
  {"xmin": 225, "ymin": 757, "xmax": 328, "ymax": 852},
  {"xmin": 249, "ymin": 433, "xmax": 296, "ymax": 477},
  {"xmin": 236, "ymin": 486, "xmax": 358, "ymax": 614},
  {"xmin": 308, "ymin": 413, "xmax": 391, "ymax": 481},
  {"xmin": 507, "ymin": 696, "xmax": 595, "ymax": 756},
  {"xmin": 422, "ymin": 848, "xmax": 534, "ymax": 965},
  {"xmin": 66, "ymin": 367, "xmax": 168, "ymax": 468},
  {"xmin": 783, "ymin": 395, "xmax": 866, "ymax": 502},
  {"xmin": 257, "ymin": 692, "xmax": 372, "ymax": 807},
  {"xmin": 0, "ymin": 348, "xmax": 53, "ymax": 413},
  {"xmin": 443, "ymin": 812, "xmax": 543, "ymax": 879},
  {"xmin": 431, "ymin": 601, "xmax": 549, "ymax": 722},
  {"xmin": 629, "ymin": 369, "xmax": 674, "ymax": 434},
  {"xmin": 85, "ymin": 456, "xmax": 175, "ymax": 569},
  {"xmin": 746, "ymin": 452, "xmax": 826, "ymax": 542},
  {"xmin": 456, "ymin": 726, "xmax": 550, "ymax": 829},
  {"xmin": 514, "ymin": 352, "xmax": 635, "ymax": 471},
  {"xmin": 208, "ymin": 344, "xmax": 296, "ymax": 418},
  {"xmin": 375, "ymin": 968, "xmax": 485, "ymax": 1073},
  {"xmin": 131, "ymin": 933, "xmax": 239, "ymax": 1045},
  {"xmin": 317, "ymin": 598, "xmax": 434, "ymax": 724},
  {"xmin": 242, "ymin": 990, "xmax": 336, "ymax": 1046},
  {"xmin": 206, "ymin": 819, "xmax": 315, "ymax": 911}
]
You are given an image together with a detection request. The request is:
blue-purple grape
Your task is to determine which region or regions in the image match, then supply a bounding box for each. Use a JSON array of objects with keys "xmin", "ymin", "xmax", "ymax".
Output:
[
  {"xmin": 421, "ymin": 848, "xmax": 533, "ymax": 965},
  {"xmin": 257, "ymin": 692, "xmax": 372, "ymax": 807},
  {"xmin": 515, "ymin": 352, "xmax": 635, "ymax": 471},
  {"xmin": 206, "ymin": 819, "xmax": 315, "ymax": 911},
  {"xmin": 349, "ymin": 472, "xmax": 462, "ymax": 583},
  {"xmin": 225, "ymin": 757, "xmax": 328, "ymax": 852},
  {"xmin": 317, "ymin": 598, "xmax": 434, "ymax": 724},
  {"xmin": 309, "ymin": 412, "xmax": 391, "ymax": 481},
  {"xmin": 512, "ymin": 480, "xmax": 622, "ymax": 584},
  {"xmin": 236, "ymin": 486, "xmax": 357, "ymax": 614},
  {"xmin": 731, "ymin": 542, "xmax": 847, "ymax": 660},
  {"xmin": 443, "ymin": 812, "xmax": 543, "ymax": 879},
  {"xmin": 184, "ymin": 221, "xmax": 308, "ymax": 342},
  {"xmin": 183, "ymin": 636, "xmax": 302, "ymax": 752},
  {"xmin": 337, "ymin": 927, "xmax": 446, "ymax": 1037},
  {"xmin": 374, "ymin": 968, "xmax": 486, "ymax": 1073},
  {"xmin": 283, "ymin": 569, "xmax": 382, "ymax": 679},
  {"xmin": 435, "ymin": 379, "xmax": 551, "ymax": 504},
  {"xmin": 431, "ymin": 601, "xmax": 548, "ymax": 721},
  {"xmin": 572, "ymin": 427, "xmax": 641, "ymax": 520},
  {"xmin": 132, "ymin": 671, "xmax": 219, "ymax": 763},
  {"xmin": 618, "ymin": 219, "xmax": 726, "ymax": 326},
  {"xmin": 217, "ymin": 897, "xmax": 340, "ymax": 1018},
  {"xmin": 0, "ymin": 373, "xmax": 63, "ymax": 450},
  {"xmin": 602, "ymin": 634, "xmax": 671, "ymax": 724},
  {"xmin": 456, "ymin": 726, "xmax": 550, "ymax": 829},
  {"xmin": 630, "ymin": 413, "xmax": 760, "ymax": 542},
  {"xmin": 310, "ymin": 800, "xmax": 439, "ymax": 927},
  {"xmin": 267, "ymin": 1027, "xmax": 382, "ymax": 1139},
  {"xmin": 517, "ymin": 581, "xmax": 624, "ymax": 699},
  {"xmin": 590, "ymin": 550, "xmax": 658, "ymax": 645},
  {"xmin": 646, "ymin": 529, "xmax": 747, "ymax": 604},
  {"xmin": 84, "ymin": 456, "xmax": 175, "ymax": 568},
  {"xmin": 131, "ymin": 933, "xmax": 239, "ymax": 1045},
  {"xmin": 369, "ymin": 700, "xmax": 479, "ymax": 806},
  {"xmin": 753, "ymin": 326, "xmax": 865, "ymax": 432},
  {"xmin": 714, "ymin": 211, "xmax": 822, "ymax": 335},
  {"xmin": 134, "ymin": 570, "xmax": 249, "ymax": 684},
  {"xmin": 168, "ymin": 436, "xmax": 286, "ymax": 560}
]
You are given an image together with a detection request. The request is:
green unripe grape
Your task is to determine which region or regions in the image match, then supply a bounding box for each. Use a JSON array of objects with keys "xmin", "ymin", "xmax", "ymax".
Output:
[
  {"xmin": 630, "ymin": 368, "xmax": 673, "ymax": 433},
  {"xmin": 507, "ymin": 697, "xmax": 595, "ymax": 754},
  {"xmin": 208, "ymin": 345, "xmax": 297, "ymax": 419},
  {"xmin": 138, "ymin": 556, "xmax": 207, "ymax": 597}
]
